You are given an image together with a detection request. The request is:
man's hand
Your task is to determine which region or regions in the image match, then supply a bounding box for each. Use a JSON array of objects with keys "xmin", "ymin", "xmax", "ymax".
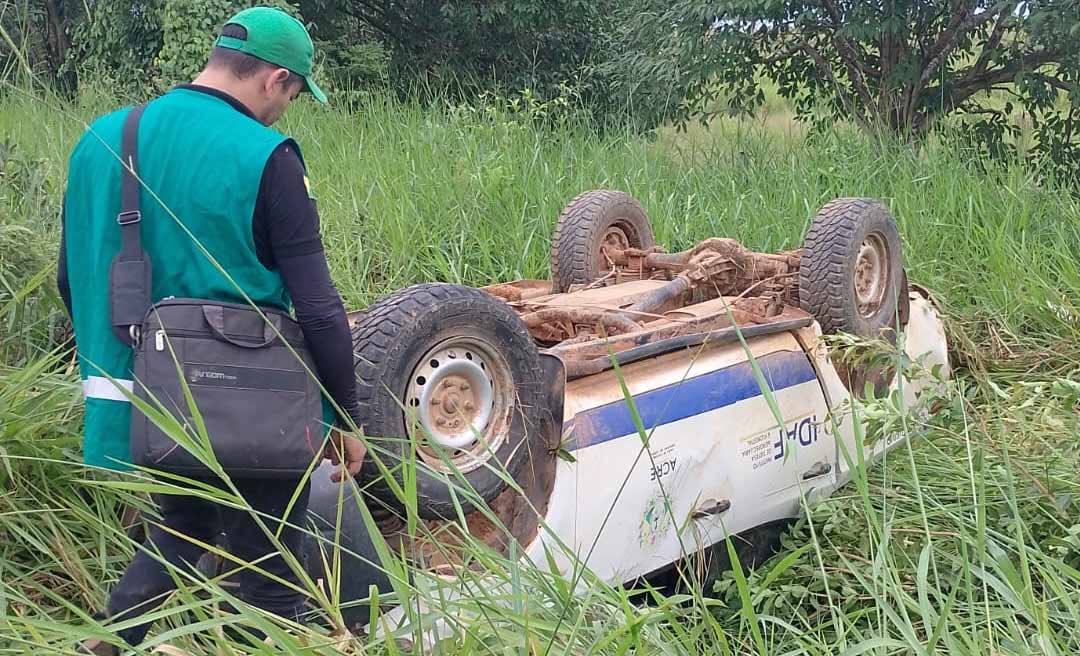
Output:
[{"xmin": 325, "ymin": 428, "xmax": 367, "ymax": 483}]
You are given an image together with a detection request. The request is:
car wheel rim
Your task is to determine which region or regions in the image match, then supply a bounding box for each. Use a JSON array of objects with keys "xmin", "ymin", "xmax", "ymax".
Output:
[
  {"xmin": 405, "ymin": 337, "xmax": 513, "ymax": 474},
  {"xmin": 854, "ymin": 234, "xmax": 888, "ymax": 318},
  {"xmin": 599, "ymin": 224, "xmax": 631, "ymax": 265}
]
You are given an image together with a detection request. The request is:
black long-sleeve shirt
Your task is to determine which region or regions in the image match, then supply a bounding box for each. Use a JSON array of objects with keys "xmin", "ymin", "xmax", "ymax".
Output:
[{"xmin": 57, "ymin": 84, "xmax": 361, "ymax": 427}]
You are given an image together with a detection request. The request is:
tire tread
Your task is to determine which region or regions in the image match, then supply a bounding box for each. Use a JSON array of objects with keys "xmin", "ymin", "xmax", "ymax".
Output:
[
  {"xmin": 799, "ymin": 197, "xmax": 901, "ymax": 336},
  {"xmin": 350, "ymin": 283, "xmax": 545, "ymax": 519},
  {"xmin": 550, "ymin": 190, "xmax": 654, "ymax": 292}
]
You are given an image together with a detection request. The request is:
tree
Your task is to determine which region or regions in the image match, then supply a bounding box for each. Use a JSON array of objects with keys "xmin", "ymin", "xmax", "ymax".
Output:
[
  {"xmin": 608, "ymin": 1, "xmax": 1080, "ymax": 177},
  {"xmin": 299, "ymin": 0, "xmax": 618, "ymax": 103},
  {"xmin": 156, "ymin": 0, "xmax": 299, "ymax": 90},
  {"xmin": 41, "ymin": 1, "xmax": 74, "ymax": 90},
  {"xmin": 66, "ymin": 1, "xmax": 163, "ymax": 97},
  {"xmin": 8, "ymin": 0, "xmax": 626, "ymax": 126},
  {"xmin": 1, "ymin": 0, "xmax": 80, "ymax": 92}
]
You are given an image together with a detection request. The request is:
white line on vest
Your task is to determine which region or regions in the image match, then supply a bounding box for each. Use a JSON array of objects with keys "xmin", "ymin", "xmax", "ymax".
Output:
[{"xmin": 82, "ymin": 376, "xmax": 134, "ymax": 402}]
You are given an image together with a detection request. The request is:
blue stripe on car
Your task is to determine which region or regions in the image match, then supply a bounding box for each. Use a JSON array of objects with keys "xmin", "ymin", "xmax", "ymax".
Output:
[{"xmin": 567, "ymin": 349, "xmax": 819, "ymax": 451}]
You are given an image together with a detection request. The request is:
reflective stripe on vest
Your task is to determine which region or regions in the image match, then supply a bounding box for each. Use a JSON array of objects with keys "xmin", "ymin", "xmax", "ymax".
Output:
[{"xmin": 82, "ymin": 376, "xmax": 134, "ymax": 402}]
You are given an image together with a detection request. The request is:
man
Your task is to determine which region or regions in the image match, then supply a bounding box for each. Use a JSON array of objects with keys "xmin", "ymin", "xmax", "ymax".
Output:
[{"xmin": 57, "ymin": 7, "xmax": 367, "ymax": 653}]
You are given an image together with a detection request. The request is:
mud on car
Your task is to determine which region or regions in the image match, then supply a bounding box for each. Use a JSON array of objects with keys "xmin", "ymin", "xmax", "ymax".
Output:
[{"xmin": 300, "ymin": 190, "xmax": 951, "ymax": 630}]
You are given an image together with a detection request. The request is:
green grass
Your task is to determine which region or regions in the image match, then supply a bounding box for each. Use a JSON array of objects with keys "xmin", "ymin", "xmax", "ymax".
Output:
[{"xmin": 1, "ymin": 83, "xmax": 1079, "ymax": 654}]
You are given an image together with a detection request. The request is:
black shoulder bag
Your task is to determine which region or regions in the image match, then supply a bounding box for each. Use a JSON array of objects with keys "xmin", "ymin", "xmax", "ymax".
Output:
[{"xmin": 112, "ymin": 104, "xmax": 328, "ymax": 479}]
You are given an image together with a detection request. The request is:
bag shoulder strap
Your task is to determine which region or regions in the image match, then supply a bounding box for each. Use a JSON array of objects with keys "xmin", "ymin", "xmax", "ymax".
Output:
[
  {"xmin": 117, "ymin": 103, "xmax": 148, "ymax": 261},
  {"xmin": 108, "ymin": 103, "xmax": 152, "ymax": 346}
]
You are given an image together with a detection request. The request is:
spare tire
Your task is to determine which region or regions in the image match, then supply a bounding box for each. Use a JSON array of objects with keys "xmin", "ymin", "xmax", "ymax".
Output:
[
  {"xmin": 798, "ymin": 198, "xmax": 907, "ymax": 340},
  {"xmin": 550, "ymin": 189, "xmax": 655, "ymax": 293},
  {"xmin": 351, "ymin": 283, "xmax": 546, "ymax": 520}
]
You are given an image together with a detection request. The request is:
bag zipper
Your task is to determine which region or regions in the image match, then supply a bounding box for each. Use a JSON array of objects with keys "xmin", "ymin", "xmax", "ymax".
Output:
[
  {"xmin": 142, "ymin": 297, "xmax": 305, "ymax": 349},
  {"xmin": 146, "ymin": 327, "xmax": 306, "ymax": 350}
]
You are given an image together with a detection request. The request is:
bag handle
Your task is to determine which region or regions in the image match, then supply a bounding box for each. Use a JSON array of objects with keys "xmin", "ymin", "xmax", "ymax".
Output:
[{"xmin": 201, "ymin": 305, "xmax": 283, "ymax": 349}]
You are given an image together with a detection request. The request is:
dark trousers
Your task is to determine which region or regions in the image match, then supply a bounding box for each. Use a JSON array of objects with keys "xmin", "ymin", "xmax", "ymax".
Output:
[{"xmin": 105, "ymin": 477, "xmax": 311, "ymax": 646}]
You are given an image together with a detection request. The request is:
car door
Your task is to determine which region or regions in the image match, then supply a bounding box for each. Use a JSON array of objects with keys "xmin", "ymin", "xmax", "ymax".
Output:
[{"xmin": 704, "ymin": 334, "xmax": 838, "ymax": 543}]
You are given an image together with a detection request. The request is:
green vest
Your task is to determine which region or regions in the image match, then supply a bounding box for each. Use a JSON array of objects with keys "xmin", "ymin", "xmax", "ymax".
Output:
[{"xmin": 64, "ymin": 87, "xmax": 324, "ymax": 471}]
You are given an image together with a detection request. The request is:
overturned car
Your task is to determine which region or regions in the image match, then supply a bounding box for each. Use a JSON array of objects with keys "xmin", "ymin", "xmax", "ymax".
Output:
[{"xmin": 300, "ymin": 190, "xmax": 951, "ymax": 630}]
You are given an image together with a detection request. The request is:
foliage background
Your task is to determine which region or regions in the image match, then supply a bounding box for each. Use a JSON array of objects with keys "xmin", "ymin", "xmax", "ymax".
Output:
[
  {"xmin": 1, "ymin": 85, "xmax": 1078, "ymax": 654},
  {"xmin": 8, "ymin": 1, "xmax": 1077, "ymax": 175},
  {"xmin": 1, "ymin": 2, "xmax": 1079, "ymax": 653}
]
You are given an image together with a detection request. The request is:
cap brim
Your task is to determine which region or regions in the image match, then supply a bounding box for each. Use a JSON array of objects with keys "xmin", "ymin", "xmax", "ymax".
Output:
[{"xmin": 304, "ymin": 76, "xmax": 328, "ymax": 104}]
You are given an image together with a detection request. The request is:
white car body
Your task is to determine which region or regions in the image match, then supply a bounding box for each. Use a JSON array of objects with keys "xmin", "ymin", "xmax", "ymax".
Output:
[
  {"xmin": 355, "ymin": 287, "xmax": 949, "ymax": 640},
  {"xmin": 535, "ymin": 289, "xmax": 947, "ymax": 583}
]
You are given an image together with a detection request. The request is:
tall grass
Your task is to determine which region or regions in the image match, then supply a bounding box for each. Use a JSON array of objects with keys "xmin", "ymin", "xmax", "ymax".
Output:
[{"xmin": 1, "ymin": 83, "xmax": 1078, "ymax": 654}]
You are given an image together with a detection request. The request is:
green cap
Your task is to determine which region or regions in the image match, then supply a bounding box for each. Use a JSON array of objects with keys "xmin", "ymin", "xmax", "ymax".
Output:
[{"xmin": 215, "ymin": 6, "xmax": 327, "ymax": 104}]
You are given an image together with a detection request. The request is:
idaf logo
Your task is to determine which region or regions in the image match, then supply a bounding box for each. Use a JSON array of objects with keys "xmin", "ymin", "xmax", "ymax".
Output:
[{"xmin": 773, "ymin": 415, "xmax": 818, "ymax": 461}]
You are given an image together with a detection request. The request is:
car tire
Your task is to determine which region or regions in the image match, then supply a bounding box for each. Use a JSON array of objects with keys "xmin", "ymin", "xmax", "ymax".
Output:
[
  {"xmin": 352, "ymin": 283, "xmax": 546, "ymax": 520},
  {"xmin": 550, "ymin": 189, "xmax": 655, "ymax": 293},
  {"xmin": 798, "ymin": 197, "xmax": 907, "ymax": 341}
]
